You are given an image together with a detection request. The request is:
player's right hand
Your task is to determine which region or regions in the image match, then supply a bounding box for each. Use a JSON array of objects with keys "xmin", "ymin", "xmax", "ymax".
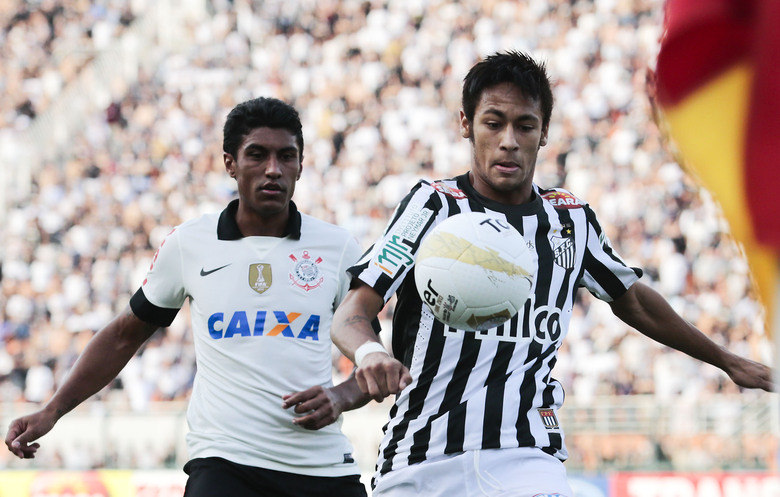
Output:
[
  {"xmin": 355, "ymin": 353, "xmax": 412, "ymax": 402},
  {"xmin": 5, "ymin": 411, "xmax": 57, "ymax": 459}
]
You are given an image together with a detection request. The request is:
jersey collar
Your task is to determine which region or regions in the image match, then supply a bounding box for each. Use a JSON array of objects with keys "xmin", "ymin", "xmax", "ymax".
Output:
[
  {"xmin": 456, "ymin": 173, "xmax": 544, "ymax": 215},
  {"xmin": 217, "ymin": 199, "xmax": 302, "ymax": 240}
]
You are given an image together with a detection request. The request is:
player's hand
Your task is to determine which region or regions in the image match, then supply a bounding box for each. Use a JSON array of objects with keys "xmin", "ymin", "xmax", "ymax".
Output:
[
  {"xmin": 355, "ymin": 353, "xmax": 412, "ymax": 402},
  {"xmin": 282, "ymin": 386, "xmax": 344, "ymax": 430},
  {"xmin": 723, "ymin": 353, "xmax": 775, "ymax": 392},
  {"xmin": 5, "ymin": 410, "xmax": 57, "ymax": 459}
]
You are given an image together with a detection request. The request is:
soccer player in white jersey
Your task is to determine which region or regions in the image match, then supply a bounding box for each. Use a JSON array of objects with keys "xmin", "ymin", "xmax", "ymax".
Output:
[
  {"xmin": 6, "ymin": 97, "xmax": 371, "ymax": 497},
  {"xmin": 329, "ymin": 51, "xmax": 775, "ymax": 497}
]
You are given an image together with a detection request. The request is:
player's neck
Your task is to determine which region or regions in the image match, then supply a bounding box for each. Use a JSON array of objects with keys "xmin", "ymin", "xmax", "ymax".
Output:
[{"xmin": 235, "ymin": 206, "xmax": 289, "ymax": 237}]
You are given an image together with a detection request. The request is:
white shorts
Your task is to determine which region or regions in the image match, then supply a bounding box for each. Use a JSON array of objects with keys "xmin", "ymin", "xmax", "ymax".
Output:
[{"xmin": 372, "ymin": 447, "xmax": 573, "ymax": 497}]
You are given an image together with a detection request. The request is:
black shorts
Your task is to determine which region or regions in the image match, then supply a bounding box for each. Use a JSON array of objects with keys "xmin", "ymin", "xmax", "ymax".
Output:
[{"xmin": 183, "ymin": 457, "xmax": 367, "ymax": 497}]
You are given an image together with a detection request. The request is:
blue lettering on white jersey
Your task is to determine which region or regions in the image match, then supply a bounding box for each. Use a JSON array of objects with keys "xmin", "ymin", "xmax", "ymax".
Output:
[{"xmin": 207, "ymin": 311, "xmax": 320, "ymax": 341}]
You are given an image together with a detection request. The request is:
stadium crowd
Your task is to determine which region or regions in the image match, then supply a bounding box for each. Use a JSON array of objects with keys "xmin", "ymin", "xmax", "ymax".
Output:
[
  {"xmin": 0, "ymin": 0, "xmax": 775, "ymax": 472},
  {"xmin": 1, "ymin": 0, "xmax": 136, "ymax": 129}
]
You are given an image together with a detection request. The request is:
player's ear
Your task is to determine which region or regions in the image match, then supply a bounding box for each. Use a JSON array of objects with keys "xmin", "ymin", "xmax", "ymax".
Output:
[
  {"xmin": 459, "ymin": 110, "xmax": 472, "ymax": 139},
  {"xmin": 539, "ymin": 124, "xmax": 548, "ymax": 148},
  {"xmin": 297, "ymin": 158, "xmax": 303, "ymax": 180},
  {"xmin": 224, "ymin": 152, "xmax": 237, "ymax": 178}
]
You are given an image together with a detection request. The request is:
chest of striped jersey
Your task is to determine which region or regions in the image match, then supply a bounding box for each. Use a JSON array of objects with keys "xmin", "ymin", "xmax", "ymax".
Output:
[{"xmin": 350, "ymin": 175, "xmax": 641, "ymax": 478}]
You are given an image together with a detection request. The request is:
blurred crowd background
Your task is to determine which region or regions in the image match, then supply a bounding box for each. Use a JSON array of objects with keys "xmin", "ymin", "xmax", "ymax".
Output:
[{"xmin": 0, "ymin": 0, "xmax": 776, "ymax": 476}]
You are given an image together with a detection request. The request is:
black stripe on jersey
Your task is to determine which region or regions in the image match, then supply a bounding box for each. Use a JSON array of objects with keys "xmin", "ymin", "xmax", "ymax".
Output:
[
  {"xmin": 516, "ymin": 343, "xmax": 557, "ymax": 446},
  {"xmin": 516, "ymin": 206, "xmax": 554, "ymax": 445},
  {"xmin": 543, "ymin": 436, "xmax": 562, "ymax": 456},
  {"xmin": 466, "ymin": 195, "xmax": 487, "ymax": 214},
  {"xmin": 583, "ymin": 250, "xmax": 631, "ymax": 300},
  {"xmin": 129, "ymin": 287, "xmax": 179, "ymax": 327},
  {"xmin": 407, "ymin": 329, "xmax": 482, "ymax": 463},
  {"xmin": 508, "ymin": 309, "xmax": 520, "ymax": 339},
  {"xmin": 542, "ymin": 357, "xmax": 559, "ymax": 406},
  {"xmin": 393, "ymin": 278, "xmax": 424, "ymax": 368},
  {"xmin": 504, "ymin": 211, "xmax": 527, "ymax": 343},
  {"xmin": 584, "ymin": 206, "xmax": 643, "ymax": 278},
  {"xmin": 443, "ymin": 184, "xmax": 466, "ymax": 215},
  {"xmin": 482, "ymin": 339, "xmax": 514, "ymax": 449},
  {"xmin": 538, "ymin": 206, "xmax": 567, "ymax": 454},
  {"xmin": 552, "ymin": 207, "xmax": 578, "ymax": 321},
  {"xmin": 391, "ymin": 189, "xmax": 455, "ymax": 365},
  {"xmin": 542, "ymin": 359, "xmax": 564, "ymax": 454},
  {"xmin": 347, "ymin": 259, "xmax": 371, "ymax": 283},
  {"xmin": 386, "ymin": 181, "xmax": 426, "ymax": 233},
  {"xmin": 521, "ymin": 298, "xmax": 531, "ymax": 339},
  {"xmin": 380, "ymin": 319, "xmax": 448, "ymax": 475},
  {"xmin": 442, "ymin": 331, "xmax": 482, "ymax": 454}
]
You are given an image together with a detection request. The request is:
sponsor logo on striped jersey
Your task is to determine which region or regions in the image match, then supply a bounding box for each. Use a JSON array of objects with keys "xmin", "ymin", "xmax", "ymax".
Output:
[
  {"xmin": 432, "ymin": 181, "xmax": 468, "ymax": 199},
  {"xmin": 542, "ymin": 191, "xmax": 583, "ymax": 209},
  {"xmin": 443, "ymin": 301, "xmax": 563, "ymax": 344}
]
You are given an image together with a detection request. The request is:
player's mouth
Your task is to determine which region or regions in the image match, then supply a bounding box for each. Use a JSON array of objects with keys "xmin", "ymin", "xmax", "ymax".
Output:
[
  {"xmin": 493, "ymin": 161, "xmax": 521, "ymax": 173},
  {"xmin": 258, "ymin": 183, "xmax": 285, "ymax": 195}
]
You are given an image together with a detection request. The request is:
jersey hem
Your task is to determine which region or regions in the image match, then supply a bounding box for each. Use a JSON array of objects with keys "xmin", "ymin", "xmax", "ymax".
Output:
[{"xmin": 188, "ymin": 449, "xmax": 360, "ymax": 477}]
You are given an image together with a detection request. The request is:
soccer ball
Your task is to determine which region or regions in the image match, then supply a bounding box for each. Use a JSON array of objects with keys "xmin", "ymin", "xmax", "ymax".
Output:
[{"xmin": 414, "ymin": 212, "xmax": 535, "ymax": 331}]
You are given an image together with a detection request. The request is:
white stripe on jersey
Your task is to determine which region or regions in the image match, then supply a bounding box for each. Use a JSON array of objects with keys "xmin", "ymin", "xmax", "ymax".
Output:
[{"xmin": 350, "ymin": 175, "xmax": 641, "ymax": 483}]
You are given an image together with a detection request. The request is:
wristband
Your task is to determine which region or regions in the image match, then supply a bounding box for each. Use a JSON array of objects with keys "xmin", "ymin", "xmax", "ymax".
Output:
[{"xmin": 354, "ymin": 341, "xmax": 390, "ymax": 367}]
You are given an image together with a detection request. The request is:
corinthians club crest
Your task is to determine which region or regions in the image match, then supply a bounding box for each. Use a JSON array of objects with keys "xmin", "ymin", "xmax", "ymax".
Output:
[
  {"xmin": 248, "ymin": 263, "xmax": 272, "ymax": 294},
  {"xmin": 289, "ymin": 250, "xmax": 324, "ymax": 292}
]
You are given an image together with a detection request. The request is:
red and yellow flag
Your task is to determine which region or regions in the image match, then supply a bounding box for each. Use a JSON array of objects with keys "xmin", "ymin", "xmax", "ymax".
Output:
[{"xmin": 654, "ymin": 0, "xmax": 780, "ymax": 334}]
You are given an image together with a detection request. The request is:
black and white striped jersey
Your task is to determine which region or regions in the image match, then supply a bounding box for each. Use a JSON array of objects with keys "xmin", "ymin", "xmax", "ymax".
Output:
[{"xmin": 348, "ymin": 173, "xmax": 642, "ymax": 481}]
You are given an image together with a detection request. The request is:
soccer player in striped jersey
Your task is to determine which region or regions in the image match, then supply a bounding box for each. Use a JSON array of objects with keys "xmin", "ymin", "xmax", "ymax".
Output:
[
  {"xmin": 330, "ymin": 51, "xmax": 775, "ymax": 497},
  {"xmin": 6, "ymin": 98, "xmax": 370, "ymax": 497}
]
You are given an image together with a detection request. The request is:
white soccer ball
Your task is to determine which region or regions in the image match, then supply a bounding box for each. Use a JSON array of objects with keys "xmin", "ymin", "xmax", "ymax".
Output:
[{"xmin": 414, "ymin": 212, "xmax": 535, "ymax": 331}]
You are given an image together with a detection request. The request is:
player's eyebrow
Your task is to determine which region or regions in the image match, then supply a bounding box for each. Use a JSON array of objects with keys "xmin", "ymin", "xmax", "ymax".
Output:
[
  {"xmin": 244, "ymin": 143, "xmax": 298, "ymax": 155},
  {"xmin": 481, "ymin": 108, "xmax": 540, "ymax": 123}
]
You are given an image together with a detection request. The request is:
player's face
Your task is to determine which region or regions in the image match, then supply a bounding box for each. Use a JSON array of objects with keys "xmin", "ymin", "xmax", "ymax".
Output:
[
  {"xmin": 224, "ymin": 126, "xmax": 302, "ymax": 218},
  {"xmin": 461, "ymin": 82, "xmax": 548, "ymax": 205}
]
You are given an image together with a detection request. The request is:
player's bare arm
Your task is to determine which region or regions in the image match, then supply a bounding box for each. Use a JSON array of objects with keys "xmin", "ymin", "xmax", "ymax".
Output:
[
  {"xmin": 331, "ymin": 282, "xmax": 412, "ymax": 401},
  {"xmin": 331, "ymin": 282, "xmax": 385, "ymax": 358},
  {"xmin": 282, "ymin": 372, "xmax": 370, "ymax": 430},
  {"xmin": 5, "ymin": 308, "xmax": 159, "ymax": 459},
  {"xmin": 609, "ymin": 282, "xmax": 774, "ymax": 392}
]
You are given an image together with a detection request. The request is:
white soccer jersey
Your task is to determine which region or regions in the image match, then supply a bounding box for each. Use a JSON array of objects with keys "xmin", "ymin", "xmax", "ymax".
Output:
[
  {"xmin": 130, "ymin": 200, "xmax": 362, "ymax": 477},
  {"xmin": 349, "ymin": 174, "xmax": 642, "ymax": 483}
]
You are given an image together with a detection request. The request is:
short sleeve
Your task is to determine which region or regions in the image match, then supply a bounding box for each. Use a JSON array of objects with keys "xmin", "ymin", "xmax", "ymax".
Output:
[
  {"xmin": 129, "ymin": 227, "xmax": 186, "ymax": 326},
  {"xmin": 335, "ymin": 235, "xmax": 364, "ymax": 308},
  {"xmin": 348, "ymin": 181, "xmax": 440, "ymax": 303},
  {"xmin": 578, "ymin": 206, "xmax": 643, "ymax": 302}
]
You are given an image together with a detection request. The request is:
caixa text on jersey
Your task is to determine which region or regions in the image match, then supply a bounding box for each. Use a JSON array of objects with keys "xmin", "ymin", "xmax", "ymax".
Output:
[{"xmin": 207, "ymin": 310, "xmax": 321, "ymax": 340}]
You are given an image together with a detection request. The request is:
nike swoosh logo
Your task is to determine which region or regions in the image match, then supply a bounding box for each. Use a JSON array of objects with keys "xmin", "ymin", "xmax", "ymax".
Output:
[{"xmin": 200, "ymin": 264, "xmax": 231, "ymax": 276}]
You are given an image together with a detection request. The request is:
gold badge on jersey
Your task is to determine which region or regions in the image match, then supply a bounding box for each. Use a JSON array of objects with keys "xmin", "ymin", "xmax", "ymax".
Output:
[{"xmin": 248, "ymin": 263, "xmax": 272, "ymax": 294}]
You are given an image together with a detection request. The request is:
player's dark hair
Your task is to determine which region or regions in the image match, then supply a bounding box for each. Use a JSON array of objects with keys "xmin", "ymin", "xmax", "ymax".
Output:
[
  {"xmin": 222, "ymin": 97, "xmax": 304, "ymax": 159},
  {"xmin": 462, "ymin": 50, "xmax": 554, "ymax": 129}
]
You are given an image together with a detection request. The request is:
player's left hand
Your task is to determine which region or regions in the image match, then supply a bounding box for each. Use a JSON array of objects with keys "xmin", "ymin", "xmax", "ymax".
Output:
[
  {"xmin": 724, "ymin": 353, "xmax": 775, "ymax": 392},
  {"xmin": 282, "ymin": 386, "xmax": 344, "ymax": 430}
]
